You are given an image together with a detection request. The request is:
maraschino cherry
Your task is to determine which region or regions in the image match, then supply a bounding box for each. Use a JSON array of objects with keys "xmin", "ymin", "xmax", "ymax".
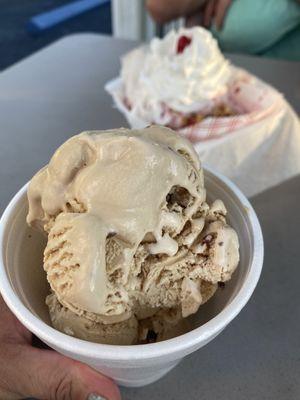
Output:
[{"xmin": 176, "ymin": 35, "xmax": 192, "ymax": 54}]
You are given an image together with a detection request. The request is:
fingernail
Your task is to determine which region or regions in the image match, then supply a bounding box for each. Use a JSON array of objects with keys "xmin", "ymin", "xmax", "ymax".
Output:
[{"xmin": 88, "ymin": 394, "xmax": 108, "ymax": 400}]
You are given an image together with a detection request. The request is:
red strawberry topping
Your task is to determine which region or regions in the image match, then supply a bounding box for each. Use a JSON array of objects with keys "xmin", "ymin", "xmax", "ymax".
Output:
[{"xmin": 176, "ymin": 35, "xmax": 192, "ymax": 54}]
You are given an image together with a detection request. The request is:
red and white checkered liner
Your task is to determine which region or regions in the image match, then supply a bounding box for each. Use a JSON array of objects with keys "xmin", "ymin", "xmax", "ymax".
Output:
[{"xmin": 105, "ymin": 68, "xmax": 284, "ymax": 143}]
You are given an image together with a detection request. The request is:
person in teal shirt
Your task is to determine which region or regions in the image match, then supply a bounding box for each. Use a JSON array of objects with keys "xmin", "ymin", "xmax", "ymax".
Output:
[{"xmin": 147, "ymin": 0, "xmax": 300, "ymax": 61}]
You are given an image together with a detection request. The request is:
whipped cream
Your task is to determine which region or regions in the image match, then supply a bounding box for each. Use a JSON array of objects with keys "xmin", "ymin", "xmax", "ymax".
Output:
[{"xmin": 121, "ymin": 27, "xmax": 232, "ymax": 123}]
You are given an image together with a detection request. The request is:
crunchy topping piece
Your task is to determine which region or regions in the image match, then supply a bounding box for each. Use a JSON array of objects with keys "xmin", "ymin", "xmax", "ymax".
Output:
[{"xmin": 146, "ymin": 329, "xmax": 158, "ymax": 343}]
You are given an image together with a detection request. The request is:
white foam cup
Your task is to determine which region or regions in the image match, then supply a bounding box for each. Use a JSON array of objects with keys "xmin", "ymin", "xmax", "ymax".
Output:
[{"xmin": 0, "ymin": 167, "xmax": 263, "ymax": 387}]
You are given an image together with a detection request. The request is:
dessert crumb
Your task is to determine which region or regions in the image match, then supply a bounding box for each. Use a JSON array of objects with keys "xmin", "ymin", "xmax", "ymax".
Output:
[{"xmin": 146, "ymin": 329, "xmax": 158, "ymax": 343}]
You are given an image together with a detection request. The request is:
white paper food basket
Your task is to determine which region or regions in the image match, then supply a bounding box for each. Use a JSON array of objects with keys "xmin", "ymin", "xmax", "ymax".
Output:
[{"xmin": 105, "ymin": 68, "xmax": 284, "ymax": 142}]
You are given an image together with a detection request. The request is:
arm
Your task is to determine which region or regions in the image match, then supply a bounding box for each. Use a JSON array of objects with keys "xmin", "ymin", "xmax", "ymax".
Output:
[{"xmin": 146, "ymin": 0, "xmax": 207, "ymax": 24}]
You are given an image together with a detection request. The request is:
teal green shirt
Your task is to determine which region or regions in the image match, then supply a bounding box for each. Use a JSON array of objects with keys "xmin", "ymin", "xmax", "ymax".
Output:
[{"xmin": 211, "ymin": 0, "xmax": 300, "ymax": 60}]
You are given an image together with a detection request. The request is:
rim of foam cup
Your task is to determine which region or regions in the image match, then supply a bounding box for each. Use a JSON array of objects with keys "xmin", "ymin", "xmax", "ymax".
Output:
[{"xmin": 0, "ymin": 166, "xmax": 263, "ymax": 361}]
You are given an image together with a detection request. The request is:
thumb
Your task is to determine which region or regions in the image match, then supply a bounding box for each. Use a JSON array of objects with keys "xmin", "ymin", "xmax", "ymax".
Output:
[{"xmin": 13, "ymin": 345, "xmax": 121, "ymax": 400}]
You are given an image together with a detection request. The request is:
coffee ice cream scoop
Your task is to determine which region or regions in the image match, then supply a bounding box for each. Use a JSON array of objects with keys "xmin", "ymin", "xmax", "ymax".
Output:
[{"xmin": 27, "ymin": 126, "xmax": 239, "ymax": 344}]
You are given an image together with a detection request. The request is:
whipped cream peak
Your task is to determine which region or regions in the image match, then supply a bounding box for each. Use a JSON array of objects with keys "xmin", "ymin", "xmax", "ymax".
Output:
[{"xmin": 121, "ymin": 27, "xmax": 232, "ymax": 122}]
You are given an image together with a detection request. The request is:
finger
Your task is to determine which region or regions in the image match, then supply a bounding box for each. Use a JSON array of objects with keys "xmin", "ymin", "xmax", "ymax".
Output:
[
  {"xmin": 0, "ymin": 295, "xmax": 30, "ymax": 344},
  {"xmin": 0, "ymin": 344, "xmax": 121, "ymax": 400},
  {"xmin": 214, "ymin": 0, "xmax": 232, "ymax": 30},
  {"xmin": 203, "ymin": 0, "xmax": 216, "ymax": 28}
]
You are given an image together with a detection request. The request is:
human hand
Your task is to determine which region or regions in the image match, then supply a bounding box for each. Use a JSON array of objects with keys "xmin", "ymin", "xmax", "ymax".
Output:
[
  {"xmin": 0, "ymin": 295, "xmax": 121, "ymax": 400},
  {"xmin": 203, "ymin": 0, "xmax": 232, "ymax": 30}
]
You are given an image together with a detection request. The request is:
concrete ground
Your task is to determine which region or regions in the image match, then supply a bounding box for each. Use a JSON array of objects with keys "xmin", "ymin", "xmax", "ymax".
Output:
[{"xmin": 0, "ymin": 0, "xmax": 111, "ymax": 71}]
